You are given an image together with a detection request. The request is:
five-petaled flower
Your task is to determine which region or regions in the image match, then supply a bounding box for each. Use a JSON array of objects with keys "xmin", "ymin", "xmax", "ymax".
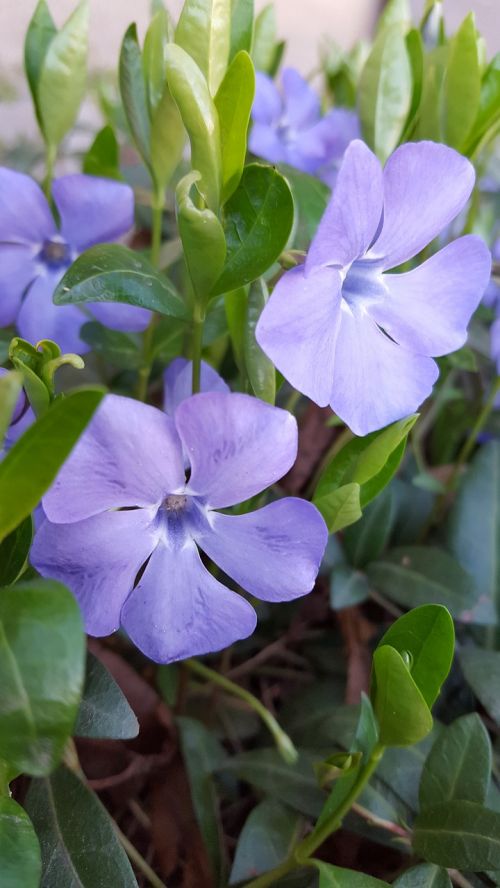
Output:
[
  {"xmin": 0, "ymin": 169, "xmax": 150, "ymax": 353},
  {"xmin": 250, "ymin": 67, "xmax": 360, "ymax": 185},
  {"xmin": 32, "ymin": 392, "xmax": 327, "ymax": 663},
  {"xmin": 256, "ymin": 140, "xmax": 492, "ymax": 436}
]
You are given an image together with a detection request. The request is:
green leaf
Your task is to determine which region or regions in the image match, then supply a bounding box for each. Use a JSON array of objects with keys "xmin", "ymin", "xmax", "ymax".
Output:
[
  {"xmin": 230, "ymin": 799, "xmax": 301, "ymax": 885},
  {"xmin": 143, "ymin": 8, "xmax": 172, "ymax": 116},
  {"xmin": 83, "ymin": 125, "xmax": 122, "ymax": 180},
  {"xmin": 459, "ymin": 646, "xmax": 500, "ymax": 724},
  {"xmin": 376, "ymin": 0, "xmax": 411, "ymax": 33},
  {"xmin": 443, "ymin": 13, "xmax": 481, "ymax": 149},
  {"xmin": 419, "ymin": 713, "xmax": 491, "ymax": 811},
  {"xmin": 175, "ymin": 0, "xmax": 231, "ymax": 95},
  {"xmin": 224, "ymin": 287, "xmax": 247, "ymax": 372},
  {"xmin": 55, "ymin": 244, "xmax": 187, "ymax": 320},
  {"xmin": 314, "ymin": 482, "xmax": 362, "ymax": 534},
  {"xmin": 446, "ymin": 442, "xmax": 500, "ymax": 623},
  {"xmin": 329, "ymin": 564, "xmax": 370, "ymax": 610},
  {"xmin": 359, "ymin": 24, "xmax": 413, "ymax": 162},
  {"xmin": 0, "ymin": 370, "xmax": 23, "ymax": 444},
  {"xmin": 215, "ymin": 51, "xmax": 255, "ymax": 203},
  {"xmin": 24, "ymin": 0, "xmax": 57, "ymax": 133},
  {"xmin": 393, "ymin": 864, "xmax": 452, "ymax": 887},
  {"xmin": 0, "ymin": 516, "xmax": 32, "ymax": 587},
  {"xmin": 377, "ymin": 604, "xmax": 455, "ymax": 709},
  {"xmin": 37, "ymin": 0, "xmax": 89, "ymax": 149},
  {"xmin": 314, "ymin": 861, "xmax": 389, "ymax": 887},
  {"xmin": 119, "ymin": 24, "xmax": 151, "ymax": 167},
  {"xmin": 25, "ymin": 767, "xmax": 138, "ymax": 886},
  {"xmin": 165, "ymin": 43, "xmax": 222, "ymax": 211},
  {"xmin": 280, "ymin": 165, "xmax": 330, "ymax": 250},
  {"xmin": 402, "ymin": 28, "xmax": 424, "ymax": 139},
  {"xmin": 413, "ymin": 800, "xmax": 500, "ymax": 871},
  {"xmin": 176, "ymin": 171, "xmax": 226, "ymax": 303},
  {"xmin": 74, "ymin": 652, "xmax": 139, "ymax": 740},
  {"xmin": 367, "ymin": 546, "xmax": 478, "ymax": 619},
  {"xmin": 177, "ymin": 716, "xmax": 227, "ymax": 884},
  {"xmin": 466, "ymin": 52, "xmax": 500, "ymax": 153},
  {"xmin": 343, "ymin": 486, "xmax": 395, "ymax": 567},
  {"xmin": 252, "ymin": 4, "xmax": 277, "ymax": 73},
  {"xmin": 244, "ymin": 277, "xmax": 275, "ymax": 403},
  {"xmin": 372, "ymin": 645, "xmax": 434, "ymax": 746},
  {"xmin": 80, "ymin": 322, "xmax": 142, "ymax": 369},
  {"xmin": 0, "ymin": 796, "xmax": 41, "ymax": 888},
  {"xmin": 0, "ymin": 580, "xmax": 84, "ymax": 776},
  {"xmin": 0, "ymin": 389, "xmax": 103, "ymax": 542},
  {"xmin": 212, "ymin": 163, "xmax": 294, "ymax": 295},
  {"xmin": 230, "ymin": 0, "xmax": 254, "ymax": 59}
]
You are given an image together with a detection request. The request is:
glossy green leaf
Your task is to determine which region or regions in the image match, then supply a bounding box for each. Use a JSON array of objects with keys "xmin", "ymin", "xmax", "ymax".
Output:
[
  {"xmin": 143, "ymin": 8, "xmax": 172, "ymax": 116},
  {"xmin": 280, "ymin": 165, "xmax": 330, "ymax": 250},
  {"xmin": 24, "ymin": 0, "xmax": 56, "ymax": 132},
  {"xmin": 377, "ymin": 604, "xmax": 455, "ymax": 709},
  {"xmin": 80, "ymin": 322, "xmax": 142, "ymax": 369},
  {"xmin": 25, "ymin": 767, "xmax": 138, "ymax": 886},
  {"xmin": 55, "ymin": 244, "xmax": 187, "ymax": 319},
  {"xmin": 0, "ymin": 796, "xmax": 41, "ymax": 888},
  {"xmin": 443, "ymin": 13, "xmax": 481, "ymax": 149},
  {"xmin": 0, "ymin": 580, "xmax": 84, "ymax": 775},
  {"xmin": 367, "ymin": 546, "xmax": 478, "ymax": 619},
  {"xmin": 215, "ymin": 51, "xmax": 255, "ymax": 203},
  {"xmin": 314, "ymin": 861, "xmax": 389, "ymax": 887},
  {"xmin": 212, "ymin": 163, "xmax": 294, "ymax": 295},
  {"xmin": 329, "ymin": 564, "xmax": 370, "ymax": 610},
  {"xmin": 150, "ymin": 82, "xmax": 185, "ymax": 189},
  {"xmin": 176, "ymin": 171, "xmax": 226, "ymax": 303},
  {"xmin": 419, "ymin": 713, "xmax": 491, "ymax": 811},
  {"xmin": 402, "ymin": 28, "xmax": 424, "ymax": 138},
  {"xmin": 175, "ymin": 0, "xmax": 231, "ymax": 95},
  {"xmin": 0, "ymin": 370, "xmax": 22, "ymax": 444},
  {"xmin": 459, "ymin": 646, "xmax": 500, "ymax": 724},
  {"xmin": 359, "ymin": 23, "xmax": 412, "ymax": 162},
  {"xmin": 0, "ymin": 516, "xmax": 32, "ymax": 587},
  {"xmin": 252, "ymin": 4, "xmax": 277, "ymax": 73},
  {"xmin": 230, "ymin": 0, "xmax": 254, "ymax": 59},
  {"xmin": 0, "ymin": 389, "xmax": 103, "ymax": 542},
  {"xmin": 377, "ymin": 0, "xmax": 411, "ymax": 33},
  {"xmin": 466, "ymin": 52, "xmax": 500, "ymax": 153},
  {"xmin": 82, "ymin": 125, "xmax": 122, "ymax": 180},
  {"xmin": 37, "ymin": 0, "xmax": 89, "ymax": 148},
  {"xmin": 230, "ymin": 799, "xmax": 301, "ymax": 885},
  {"xmin": 119, "ymin": 24, "xmax": 151, "ymax": 167},
  {"xmin": 314, "ymin": 482, "xmax": 362, "ymax": 534},
  {"xmin": 75, "ymin": 652, "xmax": 139, "ymax": 740},
  {"xmin": 413, "ymin": 800, "xmax": 500, "ymax": 871},
  {"xmin": 344, "ymin": 486, "xmax": 395, "ymax": 567},
  {"xmin": 244, "ymin": 278, "xmax": 275, "ymax": 403},
  {"xmin": 165, "ymin": 43, "xmax": 222, "ymax": 210},
  {"xmin": 414, "ymin": 45, "xmax": 448, "ymax": 141},
  {"xmin": 393, "ymin": 864, "xmax": 452, "ymax": 887},
  {"xmin": 372, "ymin": 645, "xmax": 433, "ymax": 746}
]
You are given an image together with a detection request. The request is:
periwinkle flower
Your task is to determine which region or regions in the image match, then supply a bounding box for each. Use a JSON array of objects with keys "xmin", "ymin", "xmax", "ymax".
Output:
[
  {"xmin": 256, "ymin": 140, "xmax": 492, "ymax": 436},
  {"xmin": 0, "ymin": 169, "xmax": 150, "ymax": 353},
  {"xmin": 163, "ymin": 357, "xmax": 229, "ymax": 415},
  {"xmin": 32, "ymin": 392, "xmax": 327, "ymax": 663},
  {"xmin": 250, "ymin": 67, "xmax": 359, "ymax": 184}
]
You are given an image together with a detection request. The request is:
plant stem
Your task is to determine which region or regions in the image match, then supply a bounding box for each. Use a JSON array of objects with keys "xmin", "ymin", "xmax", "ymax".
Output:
[
  {"xmin": 150, "ymin": 189, "xmax": 165, "ymax": 268},
  {"xmin": 243, "ymin": 744, "xmax": 385, "ymax": 888},
  {"xmin": 44, "ymin": 143, "xmax": 56, "ymax": 201},
  {"xmin": 114, "ymin": 822, "xmax": 168, "ymax": 888},
  {"xmin": 185, "ymin": 658, "xmax": 298, "ymax": 764},
  {"xmin": 191, "ymin": 310, "xmax": 205, "ymax": 394}
]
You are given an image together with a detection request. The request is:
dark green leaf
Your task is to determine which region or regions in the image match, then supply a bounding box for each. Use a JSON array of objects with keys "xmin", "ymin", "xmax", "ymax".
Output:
[
  {"xmin": 80, "ymin": 322, "xmax": 142, "ymax": 369},
  {"xmin": 0, "ymin": 389, "xmax": 103, "ymax": 542},
  {"xmin": 280, "ymin": 165, "xmax": 330, "ymax": 250},
  {"xmin": 215, "ymin": 50, "xmax": 255, "ymax": 203},
  {"xmin": 343, "ymin": 486, "xmax": 395, "ymax": 567},
  {"xmin": 230, "ymin": 799, "xmax": 301, "ymax": 884},
  {"xmin": 212, "ymin": 163, "xmax": 293, "ymax": 295},
  {"xmin": 25, "ymin": 767, "xmax": 138, "ymax": 886},
  {"xmin": 393, "ymin": 864, "xmax": 452, "ymax": 887},
  {"xmin": 55, "ymin": 244, "xmax": 187, "ymax": 320},
  {"xmin": 75, "ymin": 652, "xmax": 139, "ymax": 740},
  {"xmin": 24, "ymin": 0, "xmax": 57, "ymax": 133},
  {"xmin": 244, "ymin": 277, "xmax": 275, "ymax": 403},
  {"xmin": 176, "ymin": 171, "xmax": 226, "ymax": 302},
  {"xmin": 83, "ymin": 125, "xmax": 122, "ymax": 180},
  {"xmin": 119, "ymin": 24, "xmax": 151, "ymax": 167},
  {"xmin": 0, "ymin": 796, "xmax": 41, "ymax": 888},
  {"xmin": 329, "ymin": 564, "xmax": 370, "ymax": 610},
  {"xmin": 413, "ymin": 800, "xmax": 500, "ymax": 871},
  {"xmin": 372, "ymin": 645, "xmax": 434, "ymax": 746},
  {"xmin": 224, "ymin": 287, "xmax": 247, "ymax": 372},
  {"xmin": 459, "ymin": 646, "xmax": 500, "ymax": 724},
  {"xmin": 0, "ymin": 580, "xmax": 84, "ymax": 776},
  {"xmin": 314, "ymin": 861, "xmax": 389, "ymax": 887},
  {"xmin": 419, "ymin": 713, "xmax": 491, "ymax": 811},
  {"xmin": 443, "ymin": 13, "xmax": 481, "ymax": 149},
  {"xmin": 175, "ymin": 0, "xmax": 231, "ymax": 95},
  {"xmin": 230, "ymin": 0, "xmax": 254, "ymax": 59},
  {"xmin": 0, "ymin": 516, "xmax": 32, "ymax": 587}
]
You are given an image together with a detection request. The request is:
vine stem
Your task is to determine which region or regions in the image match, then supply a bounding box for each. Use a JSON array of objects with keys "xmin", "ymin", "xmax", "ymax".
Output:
[
  {"xmin": 185, "ymin": 658, "xmax": 298, "ymax": 764},
  {"xmin": 43, "ymin": 143, "xmax": 56, "ymax": 200},
  {"xmin": 243, "ymin": 744, "xmax": 385, "ymax": 888},
  {"xmin": 191, "ymin": 309, "xmax": 205, "ymax": 394},
  {"xmin": 113, "ymin": 823, "xmax": 168, "ymax": 888},
  {"xmin": 135, "ymin": 188, "xmax": 164, "ymax": 401}
]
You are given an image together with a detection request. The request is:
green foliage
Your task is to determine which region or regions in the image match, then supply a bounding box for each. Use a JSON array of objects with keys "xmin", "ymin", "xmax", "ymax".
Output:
[
  {"xmin": 175, "ymin": 0, "xmax": 231, "ymax": 95},
  {"xmin": 0, "ymin": 370, "xmax": 23, "ymax": 442},
  {"xmin": 176, "ymin": 171, "xmax": 227, "ymax": 304},
  {"xmin": 244, "ymin": 277, "xmax": 276, "ymax": 403},
  {"xmin": 230, "ymin": 799, "xmax": 301, "ymax": 884},
  {"xmin": 0, "ymin": 796, "xmax": 41, "ymax": 888},
  {"xmin": 82, "ymin": 125, "xmax": 122, "ymax": 180},
  {"xmin": 413, "ymin": 801, "xmax": 500, "ymax": 870},
  {"xmin": 419, "ymin": 714, "xmax": 491, "ymax": 809},
  {"xmin": 74, "ymin": 653, "xmax": 139, "ymax": 740},
  {"xmin": 215, "ymin": 50, "xmax": 256, "ymax": 203},
  {"xmin": 0, "ymin": 516, "xmax": 33, "ymax": 587}
]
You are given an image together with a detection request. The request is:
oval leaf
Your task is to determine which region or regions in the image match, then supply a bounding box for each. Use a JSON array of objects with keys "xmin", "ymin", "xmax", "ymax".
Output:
[
  {"xmin": 372, "ymin": 645, "xmax": 434, "ymax": 747},
  {"xmin": 393, "ymin": 864, "xmax": 452, "ymax": 887},
  {"xmin": 419, "ymin": 713, "xmax": 491, "ymax": 811},
  {"xmin": 74, "ymin": 652, "xmax": 139, "ymax": 740},
  {"xmin": 230, "ymin": 799, "xmax": 301, "ymax": 885},
  {"xmin": 0, "ymin": 797, "xmax": 41, "ymax": 888},
  {"xmin": 176, "ymin": 171, "xmax": 226, "ymax": 302},
  {"xmin": 413, "ymin": 800, "xmax": 500, "ymax": 871},
  {"xmin": 119, "ymin": 23, "xmax": 151, "ymax": 167},
  {"xmin": 175, "ymin": 0, "xmax": 231, "ymax": 95},
  {"xmin": 215, "ymin": 50, "xmax": 256, "ymax": 203}
]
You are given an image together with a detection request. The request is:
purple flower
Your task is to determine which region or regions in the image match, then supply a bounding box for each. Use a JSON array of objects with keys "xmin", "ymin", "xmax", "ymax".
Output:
[
  {"xmin": 250, "ymin": 68, "xmax": 359, "ymax": 184},
  {"xmin": 0, "ymin": 169, "xmax": 150, "ymax": 353},
  {"xmin": 163, "ymin": 357, "xmax": 229, "ymax": 415},
  {"xmin": 256, "ymin": 140, "xmax": 492, "ymax": 436},
  {"xmin": 31, "ymin": 392, "xmax": 327, "ymax": 663}
]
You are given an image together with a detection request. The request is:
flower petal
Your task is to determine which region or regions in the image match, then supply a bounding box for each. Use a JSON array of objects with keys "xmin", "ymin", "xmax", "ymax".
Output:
[
  {"xmin": 249, "ymin": 122, "xmax": 288, "ymax": 164},
  {"xmin": 0, "ymin": 168, "xmax": 55, "ymax": 244},
  {"xmin": 197, "ymin": 498, "xmax": 327, "ymax": 602},
  {"xmin": 164, "ymin": 358, "xmax": 229, "ymax": 415},
  {"xmin": 256, "ymin": 264, "xmax": 342, "ymax": 407},
  {"xmin": 31, "ymin": 510, "xmax": 157, "ymax": 636},
  {"xmin": 0, "ymin": 245, "xmax": 37, "ymax": 326},
  {"xmin": 252, "ymin": 72, "xmax": 282, "ymax": 124},
  {"xmin": 43, "ymin": 394, "xmax": 185, "ymax": 523},
  {"xmin": 89, "ymin": 300, "xmax": 151, "ymax": 333},
  {"xmin": 281, "ymin": 68, "xmax": 320, "ymax": 129},
  {"xmin": 372, "ymin": 142, "xmax": 475, "ymax": 270},
  {"xmin": 17, "ymin": 272, "xmax": 88, "ymax": 354},
  {"xmin": 372, "ymin": 236, "xmax": 492, "ymax": 356},
  {"xmin": 306, "ymin": 140, "xmax": 384, "ymax": 271},
  {"xmin": 176, "ymin": 392, "xmax": 297, "ymax": 509},
  {"xmin": 52, "ymin": 175, "xmax": 134, "ymax": 251},
  {"xmin": 331, "ymin": 303, "xmax": 439, "ymax": 436},
  {"xmin": 121, "ymin": 539, "xmax": 257, "ymax": 663}
]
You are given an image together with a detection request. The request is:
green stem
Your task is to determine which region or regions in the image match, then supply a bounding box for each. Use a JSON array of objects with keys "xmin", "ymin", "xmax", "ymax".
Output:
[
  {"xmin": 44, "ymin": 143, "xmax": 56, "ymax": 201},
  {"xmin": 191, "ymin": 310, "xmax": 205, "ymax": 394},
  {"xmin": 114, "ymin": 823, "xmax": 168, "ymax": 888},
  {"xmin": 185, "ymin": 658, "xmax": 298, "ymax": 764},
  {"xmin": 243, "ymin": 744, "xmax": 385, "ymax": 888},
  {"xmin": 150, "ymin": 189, "xmax": 165, "ymax": 268}
]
